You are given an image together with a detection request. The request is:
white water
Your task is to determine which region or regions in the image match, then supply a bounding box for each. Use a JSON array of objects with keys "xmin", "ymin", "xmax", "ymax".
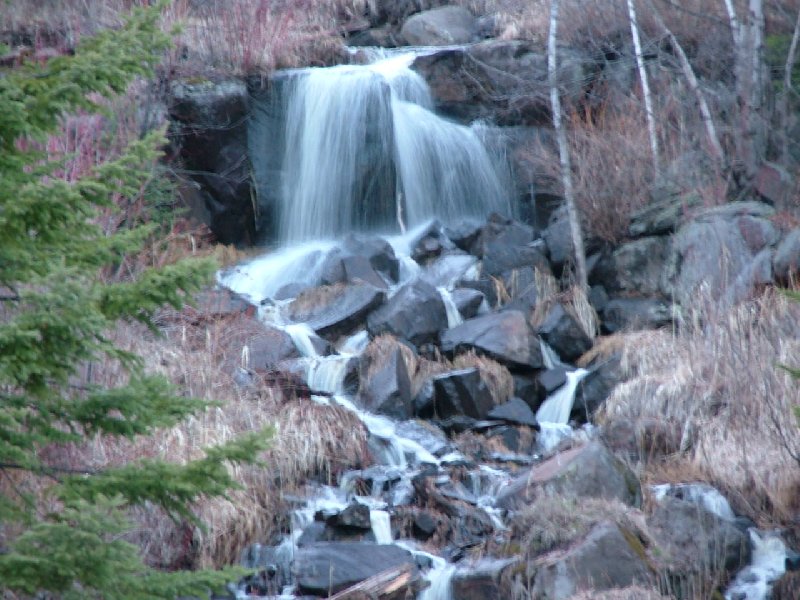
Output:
[
  {"xmin": 284, "ymin": 323, "xmax": 321, "ymax": 357},
  {"xmin": 725, "ymin": 529, "xmax": 788, "ymax": 600},
  {"xmin": 419, "ymin": 557, "xmax": 456, "ymax": 600},
  {"xmin": 651, "ymin": 483, "xmax": 736, "ymax": 521},
  {"xmin": 370, "ymin": 509, "xmax": 393, "ymax": 544},
  {"xmin": 438, "ymin": 287, "xmax": 464, "ymax": 328},
  {"xmin": 535, "ymin": 368, "xmax": 589, "ymax": 425},
  {"xmin": 273, "ymin": 52, "xmax": 511, "ymax": 242}
]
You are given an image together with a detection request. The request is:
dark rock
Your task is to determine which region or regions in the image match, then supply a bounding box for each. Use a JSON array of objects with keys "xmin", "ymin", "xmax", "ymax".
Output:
[
  {"xmin": 359, "ymin": 346, "xmax": 413, "ymax": 419},
  {"xmin": 591, "ymin": 236, "xmax": 670, "ymax": 296},
  {"xmin": 496, "ymin": 441, "xmax": 641, "ymax": 510},
  {"xmin": 588, "ymin": 285, "xmax": 609, "ymax": 312},
  {"xmin": 367, "ymin": 279, "xmax": 448, "ymax": 346},
  {"xmin": 343, "ymin": 234, "xmax": 400, "ymax": 282},
  {"xmin": 457, "ymin": 278, "xmax": 498, "ymax": 309},
  {"xmin": 440, "ymin": 310, "xmax": 544, "ymax": 369},
  {"xmin": 602, "ymin": 298, "xmax": 672, "ymax": 333},
  {"xmin": 501, "ymin": 267, "xmax": 539, "ymax": 313},
  {"xmin": 431, "ymin": 368, "xmax": 495, "ymax": 420},
  {"xmin": 531, "ymin": 522, "xmax": 654, "ymax": 598},
  {"xmin": 451, "ymin": 557, "xmax": 519, "ymax": 600},
  {"xmin": 487, "ymin": 425, "xmax": 523, "ymax": 452},
  {"xmin": 348, "ymin": 25, "xmax": 403, "ymax": 48},
  {"xmin": 329, "ymin": 502, "xmax": 372, "ymax": 530},
  {"xmin": 168, "ymin": 79, "xmax": 254, "ymax": 245},
  {"xmin": 342, "ymin": 255, "xmax": 390, "ymax": 289},
  {"xmin": 394, "ymin": 420, "xmax": 452, "ymax": 457},
  {"xmin": 401, "ymin": 5, "xmax": 477, "ymax": 46},
  {"xmin": 661, "ymin": 201, "xmax": 779, "ymax": 307},
  {"xmin": 193, "ymin": 287, "xmax": 257, "ymax": 319},
  {"xmin": 648, "ymin": 496, "xmax": 750, "ymax": 580},
  {"xmin": 572, "ymin": 354, "xmax": 623, "ymax": 421},
  {"xmin": 446, "ymin": 220, "xmax": 484, "ymax": 254},
  {"xmin": 774, "ymin": 228, "xmax": 800, "ymax": 281},
  {"xmin": 450, "ymin": 288, "xmax": 485, "ymax": 320},
  {"xmin": 628, "ymin": 192, "xmax": 703, "ymax": 237},
  {"xmin": 246, "ymin": 326, "xmax": 300, "ymax": 370},
  {"xmin": 477, "ymin": 213, "xmax": 536, "ymax": 255},
  {"xmin": 483, "ymin": 241, "xmax": 549, "ymax": 277},
  {"xmin": 412, "ymin": 511, "xmax": 439, "ymax": 540},
  {"xmin": 513, "ymin": 373, "xmax": 546, "ymax": 412},
  {"xmin": 239, "ymin": 543, "xmax": 292, "ymax": 594},
  {"xmin": 538, "ymin": 367, "xmax": 568, "ymax": 394},
  {"xmin": 294, "ymin": 542, "xmax": 415, "ymax": 596},
  {"xmin": 542, "ymin": 208, "xmax": 573, "ymax": 271},
  {"xmin": 487, "ymin": 397, "xmax": 539, "ymax": 427},
  {"xmin": 537, "ymin": 303, "xmax": 593, "ymax": 363},
  {"xmin": 289, "ymin": 283, "xmax": 385, "ymax": 338},
  {"xmin": 600, "ymin": 417, "xmax": 682, "ymax": 462}
]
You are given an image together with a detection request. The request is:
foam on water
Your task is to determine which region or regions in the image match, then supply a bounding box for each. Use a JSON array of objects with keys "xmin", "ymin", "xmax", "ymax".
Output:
[
  {"xmin": 535, "ymin": 368, "xmax": 589, "ymax": 425},
  {"xmin": 725, "ymin": 529, "xmax": 788, "ymax": 600}
]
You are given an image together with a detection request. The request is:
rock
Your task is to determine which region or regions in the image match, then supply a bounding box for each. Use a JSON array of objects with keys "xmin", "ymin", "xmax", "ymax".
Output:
[
  {"xmin": 323, "ymin": 235, "xmax": 400, "ymax": 285},
  {"xmin": 410, "ymin": 222, "xmax": 454, "ymax": 263},
  {"xmin": 537, "ymin": 303, "xmax": 593, "ymax": 363},
  {"xmin": 394, "ymin": 420, "xmax": 452, "ymax": 456},
  {"xmin": 400, "ymin": 5, "xmax": 477, "ymax": 46},
  {"xmin": 342, "ymin": 255, "xmax": 390, "ymax": 289},
  {"xmin": 297, "ymin": 521, "xmax": 376, "ymax": 545},
  {"xmin": 247, "ymin": 326, "xmax": 302, "ymax": 370},
  {"xmin": 192, "ymin": 287, "xmax": 257, "ymax": 319},
  {"xmin": 588, "ymin": 285, "xmax": 609, "ymax": 312},
  {"xmin": 412, "ymin": 511, "xmax": 439, "ymax": 540},
  {"xmin": 754, "ymin": 161, "xmax": 794, "ymax": 205},
  {"xmin": 538, "ymin": 367, "xmax": 568, "ymax": 394},
  {"xmin": 412, "ymin": 40, "xmax": 590, "ymax": 125},
  {"xmin": 628, "ymin": 192, "xmax": 702, "ymax": 237},
  {"xmin": 348, "ymin": 25, "xmax": 403, "ymax": 48},
  {"xmin": 482, "ymin": 235, "xmax": 548, "ymax": 277},
  {"xmin": 168, "ymin": 79, "xmax": 254, "ymax": 245},
  {"xmin": 451, "ymin": 557, "xmax": 519, "ymax": 600},
  {"xmin": 774, "ymin": 228, "xmax": 800, "ymax": 281},
  {"xmin": 501, "ymin": 267, "xmax": 539, "ymax": 313},
  {"xmin": 329, "ymin": 502, "xmax": 372, "ymax": 530},
  {"xmin": 573, "ymin": 354, "xmax": 623, "ymax": 420},
  {"xmin": 496, "ymin": 441, "xmax": 641, "ymax": 510},
  {"xmin": 531, "ymin": 522, "xmax": 654, "ymax": 598},
  {"xmin": 294, "ymin": 542, "xmax": 415, "ymax": 596},
  {"xmin": 602, "ymin": 298, "xmax": 672, "ymax": 334},
  {"xmin": 359, "ymin": 346, "xmax": 413, "ymax": 419},
  {"xmin": 661, "ymin": 201, "xmax": 779, "ymax": 307},
  {"xmin": 430, "ymin": 368, "xmax": 495, "ymax": 420},
  {"xmin": 514, "ymin": 373, "xmax": 546, "ymax": 411},
  {"xmin": 477, "ymin": 213, "xmax": 536, "ymax": 255},
  {"xmin": 542, "ymin": 208, "xmax": 574, "ymax": 271},
  {"xmin": 488, "ymin": 397, "xmax": 539, "ymax": 427},
  {"xmin": 239, "ymin": 543, "xmax": 292, "ymax": 595},
  {"xmin": 367, "ymin": 279, "xmax": 448, "ymax": 346},
  {"xmin": 600, "ymin": 417, "xmax": 682, "ymax": 462},
  {"xmin": 591, "ymin": 237, "xmax": 670, "ymax": 297},
  {"xmin": 289, "ymin": 283, "xmax": 386, "ymax": 338},
  {"xmin": 440, "ymin": 310, "xmax": 544, "ymax": 369},
  {"xmin": 457, "ymin": 278, "xmax": 498, "ymax": 309},
  {"xmin": 450, "ymin": 288, "xmax": 485, "ymax": 320},
  {"xmin": 647, "ymin": 496, "xmax": 750, "ymax": 582},
  {"xmin": 446, "ymin": 219, "xmax": 484, "ymax": 253}
]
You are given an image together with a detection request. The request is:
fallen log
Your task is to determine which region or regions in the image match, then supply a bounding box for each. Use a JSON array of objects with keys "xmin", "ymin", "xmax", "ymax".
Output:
[{"xmin": 327, "ymin": 563, "xmax": 426, "ymax": 600}]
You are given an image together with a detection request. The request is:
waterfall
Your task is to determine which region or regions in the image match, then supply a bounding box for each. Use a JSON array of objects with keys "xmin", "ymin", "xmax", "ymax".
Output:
[
  {"xmin": 252, "ymin": 52, "xmax": 511, "ymax": 243},
  {"xmin": 437, "ymin": 287, "xmax": 464, "ymax": 328},
  {"xmin": 369, "ymin": 509, "xmax": 393, "ymax": 544},
  {"xmin": 419, "ymin": 558, "xmax": 456, "ymax": 600},
  {"xmin": 535, "ymin": 368, "xmax": 589, "ymax": 425}
]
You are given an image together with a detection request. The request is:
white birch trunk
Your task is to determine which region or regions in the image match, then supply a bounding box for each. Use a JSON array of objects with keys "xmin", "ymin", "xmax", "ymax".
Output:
[
  {"xmin": 626, "ymin": 0, "xmax": 661, "ymax": 179},
  {"xmin": 780, "ymin": 9, "xmax": 800, "ymax": 162},
  {"xmin": 548, "ymin": 0, "xmax": 587, "ymax": 292}
]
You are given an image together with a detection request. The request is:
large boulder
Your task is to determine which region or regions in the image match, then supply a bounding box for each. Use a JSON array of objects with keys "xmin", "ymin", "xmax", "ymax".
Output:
[
  {"xmin": 451, "ymin": 557, "xmax": 519, "ymax": 600},
  {"xmin": 537, "ymin": 303, "xmax": 593, "ymax": 363},
  {"xmin": 774, "ymin": 228, "xmax": 800, "ymax": 281},
  {"xmin": 530, "ymin": 521, "xmax": 654, "ymax": 598},
  {"xmin": 573, "ymin": 353, "xmax": 624, "ymax": 421},
  {"xmin": 168, "ymin": 79, "xmax": 253, "ymax": 245},
  {"xmin": 323, "ymin": 234, "xmax": 401, "ymax": 285},
  {"xmin": 496, "ymin": 441, "xmax": 641, "ymax": 510},
  {"xmin": 661, "ymin": 201, "xmax": 779, "ymax": 307},
  {"xmin": 367, "ymin": 279, "xmax": 448, "ymax": 346},
  {"xmin": 400, "ymin": 5, "xmax": 477, "ymax": 46},
  {"xmin": 440, "ymin": 310, "xmax": 544, "ymax": 369},
  {"xmin": 358, "ymin": 345, "xmax": 413, "ymax": 419},
  {"xmin": 289, "ymin": 283, "xmax": 385, "ymax": 338},
  {"xmin": 601, "ymin": 298, "xmax": 672, "ymax": 334},
  {"xmin": 412, "ymin": 40, "xmax": 592, "ymax": 125},
  {"xmin": 294, "ymin": 542, "xmax": 415, "ymax": 596},
  {"xmin": 591, "ymin": 236, "xmax": 671, "ymax": 297},
  {"xmin": 430, "ymin": 368, "xmax": 495, "ymax": 420}
]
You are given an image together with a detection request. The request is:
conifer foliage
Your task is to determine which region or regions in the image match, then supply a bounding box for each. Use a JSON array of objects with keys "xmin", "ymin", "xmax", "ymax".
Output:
[{"xmin": 0, "ymin": 2, "xmax": 269, "ymax": 597}]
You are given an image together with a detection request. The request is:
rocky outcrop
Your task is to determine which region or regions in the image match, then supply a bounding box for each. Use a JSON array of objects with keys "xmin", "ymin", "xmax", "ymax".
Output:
[
  {"xmin": 537, "ymin": 303, "xmax": 593, "ymax": 363},
  {"xmin": 429, "ymin": 367, "xmax": 495, "ymax": 420},
  {"xmin": 367, "ymin": 279, "xmax": 448, "ymax": 346},
  {"xmin": 400, "ymin": 5, "xmax": 477, "ymax": 46},
  {"xmin": 289, "ymin": 283, "xmax": 386, "ymax": 338}
]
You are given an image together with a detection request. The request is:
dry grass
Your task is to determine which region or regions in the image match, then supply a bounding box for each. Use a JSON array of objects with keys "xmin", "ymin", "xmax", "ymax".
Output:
[
  {"xmin": 565, "ymin": 587, "xmax": 671, "ymax": 600},
  {"xmin": 596, "ymin": 289, "xmax": 800, "ymax": 526},
  {"xmin": 34, "ymin": 314, "xmax": 370, "ymax": 569}
]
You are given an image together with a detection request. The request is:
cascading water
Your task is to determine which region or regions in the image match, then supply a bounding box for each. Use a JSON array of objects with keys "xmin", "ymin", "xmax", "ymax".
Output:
[{"xmin": 254, "ymin": 52, "xmax": 512, "ymax": 243}]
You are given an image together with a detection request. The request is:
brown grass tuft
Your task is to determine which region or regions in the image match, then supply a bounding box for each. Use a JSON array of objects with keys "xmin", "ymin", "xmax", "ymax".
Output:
[{"xmin": 565, "ymin": 587, "xmax": 670, "ymax": 600}]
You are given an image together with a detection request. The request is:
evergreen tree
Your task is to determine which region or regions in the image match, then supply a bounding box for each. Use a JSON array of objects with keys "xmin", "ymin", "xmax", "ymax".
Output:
[{"xmin": 0, "ymin": 2, "xmax": 269, "ymax": 597}]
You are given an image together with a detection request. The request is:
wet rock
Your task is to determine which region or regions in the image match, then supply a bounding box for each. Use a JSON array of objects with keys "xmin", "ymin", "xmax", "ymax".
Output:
[
  {"xmin": 412, "ymin": 511, "xmax": 439, "ymax": 540},
  {"xmin": 661, "ymin": 201, "xmax": 779, "ymax": 307},
  {"xmin": 450, "ymin": 288, "xmax": 485, "ymax": 320},
  {"xmin": 483, "ymin": 240, "xmax": 549, "ymax": 278},
  {"xmin": 513, "ymin": 373, "xmax": 546, "ymax": 412},
  {"xmin": 430, "ymin": 368, "xmax": 495, "ymax": 420},
  {"xmin": 294, "ymin": 542, "xmax": 415, "ymax": 596},
  {"xmin": 243, "ymin": 325, "xmax": 300, "ymax": 371},
  {"xmin": 591, "ymin": 236, "xmax": 670, "ymax": 296},
  {"xmin": 531, "ymin": 521, "xmax": 654, "ymax": 598},
  {"xmin": 496, "ymin": 441, "xmax": 641, "ymax": 510},
  {"xmin": 572, "ymin": 354, "xmax": 623, "ymax": 421},
  {"xmin": 647, "ymin": 496, "xmax": 750, "ymax": 582},
  {"xmin": 401, "ymin": 5, "xmax": 477, "ymax": 46},
  {"xmin": 602, "ymin": 298, "xmax": 672, "ymax": 334},
  {"xmin": 329, "ymin": 501, "xmax": 372, "ymax": 530},
  {"xmin": 440, "ymin": 310, "xmax": 544, "ymax": 369},
  {"xmin": 289, "ymin": 283, "xmax": 386, "ymax": 338},
  {"xmin": 410, "ymin": 221, "xmax": 456, "ymax": 264},
  {"xmin": 451, "ymin": 557, "xmax": 520, "ymax": 600},
  {"xmin": 367, "ymin": 279, "xmax": 448, "ymax": 346},
  {"xmin": 457, "ymin": 278, "xmax": 498, "ymax": 309},
  {"xmin": 501, "ymin": 267, "xmax": 539, "ymax": 313},
  {"xmin": 446, "ymin": 219, "xmax": 484, "ymax": 254},
  {"xmin": 239, "ymin": 543, "xmax": 293, "ymax": 595},
  {"xmin": 359, "ymin": 346, "xmax": 413, "ymax": 419},
  {"xmin": 774, "ymin": 228, "xmax": 800, "ymax": 281},
  {"xmin": 537, "ymin": 303, "xmax": 593, "ymax": 363},
  {"xmin": 394, "ymin": 420, "xmax": 452, "ymax": 457},
  {"xmin": 322, "ymin": 235, "xmax": 400, "ymax": 286},
  {"xmin": 168, "ymin": 79, "xmax": 254, "ymax": 245},
  {"xmin": 488, "ymin": 397, "xmax": 539, "ymax": 427},
  {"xmin": 296, "ymin": 521, "xmax": 377, "ymax": 545},
  {"xmin": 538, "ymin": 367, "xmax": 568, "ymax": 394},
  {"xmin": 343, "ymin": 234, "xmax": 401, "ymax": 282}
]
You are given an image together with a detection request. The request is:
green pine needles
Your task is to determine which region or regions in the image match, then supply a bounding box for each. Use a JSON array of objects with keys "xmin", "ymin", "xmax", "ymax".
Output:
[{"xmin": 0, "ymin": 2, "xmax": 270, "ymax": 597}]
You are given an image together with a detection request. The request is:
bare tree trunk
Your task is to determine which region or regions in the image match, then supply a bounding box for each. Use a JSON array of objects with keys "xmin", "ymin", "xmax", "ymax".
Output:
[
  {"xmin": 626, "ymin": 0, "xmax": 661, "ymax": 179},
  {"xmin": 648, "ymin": 0, "xmax": 725, "ymax": 168},
  {"xmin": 780, "ymin": 9, "xmax": 800, "ymax": 163},
  {"xmin": 548, "ymin": 0, "xmax": 588, "ymax": 293}
]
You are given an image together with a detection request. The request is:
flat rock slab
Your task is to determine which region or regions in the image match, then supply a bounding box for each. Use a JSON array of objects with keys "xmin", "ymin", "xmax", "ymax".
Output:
[
  {"xmin": 440, "ymin": 310, "xmax": 544, "ymax": 369},
  {"xmin": 294, "ymin": 542, "xmax": 415, "ymax": 596},
  {"xmin": 488, "ymin": 397, "xmax": 539, "ymax": 427},
  {"xmin": 367, "ymin": 279, "xmax": 447, "ymax": 346},
  {"xmin": 289, "ymin": 283, "xmax": 385, "ymax": 338}
]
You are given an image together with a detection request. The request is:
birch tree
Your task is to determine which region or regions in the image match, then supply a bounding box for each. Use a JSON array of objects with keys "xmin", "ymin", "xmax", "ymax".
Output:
[
  {"xmin": 548, "ymin": 0, "xmax": 588, "ymax": 293},
  {"xmin": 779, "ymin": 9, "xmax": 800, "ymax": 163}
]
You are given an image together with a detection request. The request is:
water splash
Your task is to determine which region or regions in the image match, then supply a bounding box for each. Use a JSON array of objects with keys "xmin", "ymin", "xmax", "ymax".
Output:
[
  {"xmin": 438, "ymin": 287, "xmax": 464, "ymax": 328},
  {"xmin": 535, "ymin": 368, "xmax": 589, "ymax": 425},
  {"xmin": 725, "ymin": 529, "xmax": 788, "ymax": 600}
]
